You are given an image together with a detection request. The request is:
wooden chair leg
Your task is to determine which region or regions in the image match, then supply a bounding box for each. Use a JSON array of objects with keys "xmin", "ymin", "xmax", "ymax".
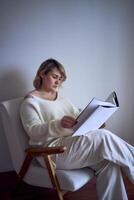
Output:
[
  {"xmin": 18, "ymin": 153, "xmax": 33, "ymax": 179},
  {"xmin": 12, "ymin": 153, "xmax": 33, "ymax": 196},
  {"xmin": 44, "ymin": 155, "xmax": 64, "ymax": 200}
]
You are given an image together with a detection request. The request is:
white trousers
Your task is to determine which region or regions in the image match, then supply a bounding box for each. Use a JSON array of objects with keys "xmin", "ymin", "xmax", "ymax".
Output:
[
  {"xmin": 92, "ymin": 160, "xmax": 128, "ymax": 200},
  {"xmin": 53, "ymin": 129, "xmax": 134, "ymax": 200}
]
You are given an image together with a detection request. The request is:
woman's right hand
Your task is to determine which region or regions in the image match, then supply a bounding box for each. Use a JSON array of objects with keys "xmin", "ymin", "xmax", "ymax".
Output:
[{"xmin": 60, "ymin": 116, "xmax": 77, "ymax": 129}]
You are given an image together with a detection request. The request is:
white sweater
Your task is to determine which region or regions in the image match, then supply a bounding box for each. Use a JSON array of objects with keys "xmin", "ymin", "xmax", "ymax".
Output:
[{"xmin": 20, "ymin": 94, "xmax": 80, "ymax": 146}]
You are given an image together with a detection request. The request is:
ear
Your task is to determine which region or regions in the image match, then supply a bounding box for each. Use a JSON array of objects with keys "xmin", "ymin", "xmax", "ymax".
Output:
[{"xmin": 39, "ymin": 70, "xmax": 45, "ymax": 79}]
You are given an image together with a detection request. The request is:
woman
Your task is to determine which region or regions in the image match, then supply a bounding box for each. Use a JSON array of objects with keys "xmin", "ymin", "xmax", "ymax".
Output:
[{"xmin": 20, "ymin": 58, "xmax": 134, "ymax": 200}]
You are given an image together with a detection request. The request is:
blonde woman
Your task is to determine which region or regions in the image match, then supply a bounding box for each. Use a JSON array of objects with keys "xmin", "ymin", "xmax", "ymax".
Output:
[{"xmin": 20, "ymin": 58, "xmax": 134, "ymax": 200}]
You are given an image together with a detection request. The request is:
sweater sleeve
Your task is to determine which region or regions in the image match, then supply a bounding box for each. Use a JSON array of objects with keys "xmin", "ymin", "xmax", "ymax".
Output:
[{"xmin": 20, "ymin": 98, "xmax": 73, "ymax": 146}]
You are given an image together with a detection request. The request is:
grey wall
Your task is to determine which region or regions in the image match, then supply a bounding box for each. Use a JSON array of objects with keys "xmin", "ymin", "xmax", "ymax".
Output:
[{"xmin": 0, "ymin": 0, "xmax": 134, "ymax": 171}]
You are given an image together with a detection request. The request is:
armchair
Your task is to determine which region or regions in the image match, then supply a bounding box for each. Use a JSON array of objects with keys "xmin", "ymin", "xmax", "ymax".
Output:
[{"xmin": 0, "ymin": 97, "xmax": 94, "ymax": 200}]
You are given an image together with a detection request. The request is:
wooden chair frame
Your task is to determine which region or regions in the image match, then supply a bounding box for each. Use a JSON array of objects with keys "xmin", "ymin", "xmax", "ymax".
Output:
[{"xmin": 18, "ymin": 146, "xmax": 67, "ymax": 200}]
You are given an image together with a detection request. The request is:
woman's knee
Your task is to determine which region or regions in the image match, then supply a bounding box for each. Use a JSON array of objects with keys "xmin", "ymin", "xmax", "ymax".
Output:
[{"xmin": 89, "ymin": 129, "xmax": 111, "ymax": 140}]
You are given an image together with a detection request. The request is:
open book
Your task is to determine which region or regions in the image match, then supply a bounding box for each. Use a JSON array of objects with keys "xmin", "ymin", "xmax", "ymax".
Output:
[{"xmin": 73, "ymin": 91, "xmax": 119, "ymax": 136}]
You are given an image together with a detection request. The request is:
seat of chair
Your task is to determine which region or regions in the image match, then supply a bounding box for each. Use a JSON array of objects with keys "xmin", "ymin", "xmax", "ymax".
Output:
[{"xmin": 24, "ymin": 164, "xmax": 94, "ymax": 191}]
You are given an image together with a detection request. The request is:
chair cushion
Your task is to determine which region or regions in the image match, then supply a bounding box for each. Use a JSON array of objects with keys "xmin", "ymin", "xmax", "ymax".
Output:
[{"xmin": 24, "ymin": 164, "xmax": 94, "ymax": 191}]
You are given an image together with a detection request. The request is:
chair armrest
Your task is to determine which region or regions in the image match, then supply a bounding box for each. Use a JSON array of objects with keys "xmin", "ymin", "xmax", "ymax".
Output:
[
  {"xmin": 18, "ymin": 146, "xmax": 66, "ymax": 179},
  {"xmin": 25, "ymin": 146, "xmax": 67, "ymax": 157}
]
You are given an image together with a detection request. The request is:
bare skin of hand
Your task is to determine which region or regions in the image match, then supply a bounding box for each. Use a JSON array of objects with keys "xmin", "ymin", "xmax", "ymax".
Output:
[{"xmin": 61, "ymin": 116, "xmax": 77, "ymax": 129}]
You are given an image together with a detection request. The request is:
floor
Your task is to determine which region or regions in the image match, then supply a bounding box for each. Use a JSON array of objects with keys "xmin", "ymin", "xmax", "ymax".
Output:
[{"xmin": 0, "ymin": 171, "xmax": 133, "ymax": 200}]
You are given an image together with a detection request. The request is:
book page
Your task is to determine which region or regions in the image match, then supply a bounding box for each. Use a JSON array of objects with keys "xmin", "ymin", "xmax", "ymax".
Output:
[
  {"xmin": 73, "ymin": 105, "xmax": 118, "ymax": 136},
  {"xmin": 72, "ymin": 91, "xmax": 119, "ymax": 136},
  {"xmin": 74, "ymin": 96, "xmax": 116, "ymax": 131}
]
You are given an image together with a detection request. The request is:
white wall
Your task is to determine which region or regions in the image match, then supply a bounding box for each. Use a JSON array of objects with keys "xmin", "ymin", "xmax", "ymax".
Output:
[{"xmin": 0, "ymin": 0, "xmax": 134, "ymax": 171}]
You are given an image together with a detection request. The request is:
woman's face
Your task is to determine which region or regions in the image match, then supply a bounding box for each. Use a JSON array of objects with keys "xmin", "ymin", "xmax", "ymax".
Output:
[{"xmin": 41, "ymin": 68, "xmax": 64, "ymax": 93}]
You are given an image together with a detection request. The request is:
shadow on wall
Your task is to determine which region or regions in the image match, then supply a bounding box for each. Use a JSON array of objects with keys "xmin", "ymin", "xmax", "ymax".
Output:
[
  {"xmin": 0, "ymin": 68, "xmax": 28, "ymax": 102},
  {"xmin": 0, "ymin": 68, "xmax": 28, "ymax": 171}
]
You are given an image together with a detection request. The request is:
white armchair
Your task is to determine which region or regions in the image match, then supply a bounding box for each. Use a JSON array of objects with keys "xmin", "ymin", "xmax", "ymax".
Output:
[{"xmin": 0, "ymin": 97, "xmax": 94, "ymax": 200}]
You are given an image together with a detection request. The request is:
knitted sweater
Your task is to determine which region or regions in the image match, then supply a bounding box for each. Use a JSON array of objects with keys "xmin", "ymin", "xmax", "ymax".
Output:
[{"xmin": 20, "ymin": 94, "xmax": 80, "ymax": 146}]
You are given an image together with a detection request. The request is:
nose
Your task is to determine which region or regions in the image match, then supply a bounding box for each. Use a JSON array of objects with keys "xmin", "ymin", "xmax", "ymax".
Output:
[{"xmin": 55, "ymin": 79, "xmax": 60, "ymax": 85}]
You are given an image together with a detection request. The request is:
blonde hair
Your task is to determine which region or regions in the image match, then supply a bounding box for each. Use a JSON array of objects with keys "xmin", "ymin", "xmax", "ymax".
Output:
[{"xmin": 33, "ymin": 58, "xmax": 67, "ymax": 89}]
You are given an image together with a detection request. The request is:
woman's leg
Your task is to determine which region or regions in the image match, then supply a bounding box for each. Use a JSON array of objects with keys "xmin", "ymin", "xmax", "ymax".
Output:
[
  {"xmin": 55, "ymin": 129, "xmax": 134, "ymax": 183},
  {"xmin": 92, "ymin": 161, "xmax": 128, "ymax": 200},
  {"xmin": 54, "ymin": 129, "xmax": 133, "ymax": 200},
  {"xmin": 89, "ymin": 129, "xmax": 134, "ymax": 183}
]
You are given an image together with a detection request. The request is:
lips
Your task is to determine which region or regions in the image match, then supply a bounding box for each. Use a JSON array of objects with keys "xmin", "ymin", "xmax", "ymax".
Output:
[{"xmin": 53, "ymin": 85, "xmax": 58, "ymax": 88}]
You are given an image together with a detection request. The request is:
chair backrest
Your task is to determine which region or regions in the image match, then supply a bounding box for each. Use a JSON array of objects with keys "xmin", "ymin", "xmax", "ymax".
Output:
[{"xmin": 0, "ymin": 98, "xmax": 29, "ymax": 173}]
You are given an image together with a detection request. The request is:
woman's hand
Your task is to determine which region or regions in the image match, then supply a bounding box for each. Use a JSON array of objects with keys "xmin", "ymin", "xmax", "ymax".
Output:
[{"xmin": 61, "ymin": 116, "xmax": 77, "ymax": 129}]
